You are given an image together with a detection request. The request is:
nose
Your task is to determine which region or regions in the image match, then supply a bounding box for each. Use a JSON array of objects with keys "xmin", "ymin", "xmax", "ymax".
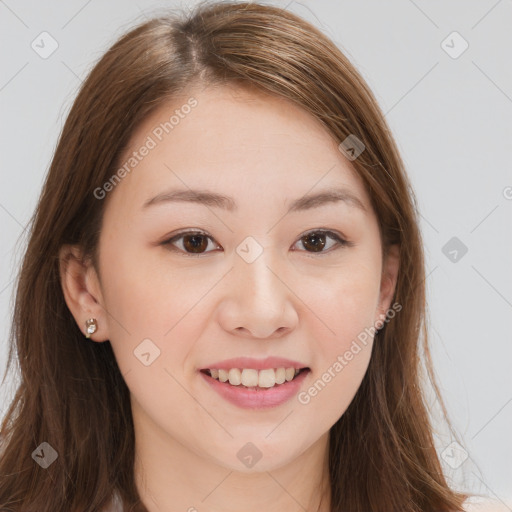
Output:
[{"xmin": 216, "ymin": 248, "xmax": 299, "ymax": 339}]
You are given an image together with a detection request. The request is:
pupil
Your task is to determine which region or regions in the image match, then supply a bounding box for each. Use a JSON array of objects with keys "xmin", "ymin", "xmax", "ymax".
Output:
[
  {"xmin": 184, "ymin": 235, "xmax": 207, "ymax": 253},
  {"xmin": 303, "ymin": 232, "xmax": 326, "ymax": 252}
]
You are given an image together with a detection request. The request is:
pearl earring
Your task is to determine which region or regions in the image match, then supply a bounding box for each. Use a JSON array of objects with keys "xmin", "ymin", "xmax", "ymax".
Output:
[{"xmin": 84, "ymin": 318, "xmax": 98, "ymax": 338}]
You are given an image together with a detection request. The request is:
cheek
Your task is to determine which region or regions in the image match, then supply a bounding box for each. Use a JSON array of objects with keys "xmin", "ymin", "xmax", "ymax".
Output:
[
  {"xmin": 297, "ymin": 338, "xmax": 372, "ymax": 431},
  {"xmin": 298, "ymin": 280, "xmax": 379, "ymax": 424},
  {"xmin": 98, "ymin": 228, "xmax": 195, "ymax": 333},
  {"xmin": 311, "ymin": 252, "xmax": 382, "ymax": 336},
  {"xmin": 297, "ymin": 256, "xmax": 381, "ymax": 421},
  {"xmin": 97, "ymin": 235, "xmax": 218, "ymax": 386}
]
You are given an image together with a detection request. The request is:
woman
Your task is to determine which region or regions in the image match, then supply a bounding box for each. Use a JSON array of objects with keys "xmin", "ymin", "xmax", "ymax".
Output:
[{"xmin": 0, "ymin": 1, "xmax": 493, "ymax": 510}]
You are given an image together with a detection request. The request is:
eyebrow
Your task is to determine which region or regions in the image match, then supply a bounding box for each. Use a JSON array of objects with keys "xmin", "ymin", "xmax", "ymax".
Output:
[{"xmin": 142, "ymin": 187, "xmax": 367, "ymax": 213}]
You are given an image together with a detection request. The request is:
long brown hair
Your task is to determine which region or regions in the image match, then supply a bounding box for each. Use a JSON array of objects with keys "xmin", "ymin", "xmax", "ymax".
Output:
[{"xmin": 0, "ymin": 1, "xmax": 468, "ymax": 510}]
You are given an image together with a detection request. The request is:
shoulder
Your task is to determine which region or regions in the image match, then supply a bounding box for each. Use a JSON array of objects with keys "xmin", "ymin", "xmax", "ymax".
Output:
[
  {"xmin": 463, "ymin": 496, "xmax": 511, "ymax": 511},
  {"xmin": 101, "ymin": 491, "xmax": 124, "ymax": 512}
]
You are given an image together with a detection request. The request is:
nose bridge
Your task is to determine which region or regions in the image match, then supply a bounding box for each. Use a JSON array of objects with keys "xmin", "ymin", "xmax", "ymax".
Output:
[
  {"xmin": 235, "ymin": 241, "xmax": 283, "ymax": 308},
  {"xmin": 220, "ymin": 237, "xmax": 298, "ymax": 338}
]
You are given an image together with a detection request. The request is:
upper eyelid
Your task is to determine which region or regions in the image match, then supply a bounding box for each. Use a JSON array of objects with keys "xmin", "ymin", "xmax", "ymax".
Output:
[{"xmin": 166, "ymin": 228, "xmax": 344, "ymax": 240}]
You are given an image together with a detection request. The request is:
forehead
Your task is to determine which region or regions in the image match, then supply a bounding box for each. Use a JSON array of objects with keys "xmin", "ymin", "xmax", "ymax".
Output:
[{"xmin": 109, "ymin": 83, "xmax": 371, "ymax": 213}]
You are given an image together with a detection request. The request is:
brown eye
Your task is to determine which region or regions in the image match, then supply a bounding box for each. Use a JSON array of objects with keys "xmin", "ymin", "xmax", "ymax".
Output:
[
  {"xmin": 162, "ymin": 229, "xmax": 350, "ymax": 257},
  {"xmin": 293, "ymin": 230, "xmax": 349, "ymax": 254},
  {"xmin": 181, "ymin": 234, "xmax": 210, "ymax": 253},
  {"xmin": 301, "ymin": 232, "xmax": 327, "ymax": 252},
  {"xmin": 163, "ymin": 231, "xmax": 219, "ymax": 256}
]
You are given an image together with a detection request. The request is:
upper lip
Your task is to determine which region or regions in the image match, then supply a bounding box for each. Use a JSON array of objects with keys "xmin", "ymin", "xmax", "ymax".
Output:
[{"xmin": 200, "ymin": 356, "xmax": 309, "ymax": 371}]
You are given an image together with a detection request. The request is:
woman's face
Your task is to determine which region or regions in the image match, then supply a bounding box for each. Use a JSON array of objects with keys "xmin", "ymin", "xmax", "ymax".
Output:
[{"xmin": 83, "ymin": 84, "xmax": 398, "ymax": 472}]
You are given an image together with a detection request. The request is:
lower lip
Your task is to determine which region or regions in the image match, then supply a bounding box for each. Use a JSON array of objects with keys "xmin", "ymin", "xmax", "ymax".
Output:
[{"xmin": 199, "ymin": 369, "xmax": 310, "ymax": 409}]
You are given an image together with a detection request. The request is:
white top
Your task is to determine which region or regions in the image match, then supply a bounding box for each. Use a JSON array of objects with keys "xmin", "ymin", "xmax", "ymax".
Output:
[{"xmin": 463, "ymin": 495, "xmax": 511, "ymax": 511}]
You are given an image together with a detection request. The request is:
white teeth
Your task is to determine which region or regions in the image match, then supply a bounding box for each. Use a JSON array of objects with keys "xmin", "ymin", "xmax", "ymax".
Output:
[
  {"xmin": 207, "ymin": 366, "xmax": 306, "ymax": 388},
  {"xmin": 228, "ymin": 368, "xmax": 242, "ymax": 386},
  {"xmin": 258, "ymin": 368, "xmax": 275, "ymax": 388},
  {"xmin": 241, "ymin": 369, "xmax": 259, "ymax": 387},
  {"xmin": 275, "ymin": 367, "xmax": 286, "ymax": 385},
  {"xmin": 285, "ymin": 368, "xmax": 296, "ymax": 382}
]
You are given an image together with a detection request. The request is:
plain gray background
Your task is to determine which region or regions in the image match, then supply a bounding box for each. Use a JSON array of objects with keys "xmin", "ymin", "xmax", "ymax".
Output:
[{"xmin": 1, "ymin": 0, "xmax": 511, "ymax": 506}]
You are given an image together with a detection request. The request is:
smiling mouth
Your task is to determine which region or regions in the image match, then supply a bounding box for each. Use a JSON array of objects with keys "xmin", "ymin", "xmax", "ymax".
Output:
[{"xmin": 200, "ymin": 367, "xmax": 310, "ymax": 390}]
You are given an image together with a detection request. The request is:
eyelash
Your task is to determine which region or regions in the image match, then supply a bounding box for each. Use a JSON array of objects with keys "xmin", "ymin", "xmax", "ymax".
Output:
[{"xmin": 160, "ymin": 229, "xmax": 353, "ymax": 257}]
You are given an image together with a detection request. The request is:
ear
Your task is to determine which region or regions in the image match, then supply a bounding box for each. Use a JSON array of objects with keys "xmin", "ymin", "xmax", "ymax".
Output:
[
  {"xmin": 59, "ymin": 244, "xmax": 109, "ymax": 342},
  {"xmin": 375, "ymin": 243, "xmax": 400, "ymax": 328}
]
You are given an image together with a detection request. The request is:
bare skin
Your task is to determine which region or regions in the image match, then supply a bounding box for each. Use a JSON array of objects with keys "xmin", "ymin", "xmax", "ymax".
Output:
[{"xmin": 60, "ymin": 83, "xmax": 399, "ymax": 512}]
